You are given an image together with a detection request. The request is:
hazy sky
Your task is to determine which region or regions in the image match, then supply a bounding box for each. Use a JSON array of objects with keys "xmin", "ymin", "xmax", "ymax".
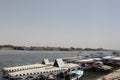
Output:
[{"xmin": 0, "ymin": 0, "xmax": 120, "ymax": 49}]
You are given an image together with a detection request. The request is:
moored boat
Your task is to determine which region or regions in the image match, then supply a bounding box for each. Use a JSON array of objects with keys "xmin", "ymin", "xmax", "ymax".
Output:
[{"xmin": 2, "ymin": 58, "xmax": 84, "ymax": 80}]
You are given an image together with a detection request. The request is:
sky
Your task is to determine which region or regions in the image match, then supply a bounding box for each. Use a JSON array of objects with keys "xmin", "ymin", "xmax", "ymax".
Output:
[{"xmin": 0, "ymin": 0, "xmax": 120, "ymax": 50}]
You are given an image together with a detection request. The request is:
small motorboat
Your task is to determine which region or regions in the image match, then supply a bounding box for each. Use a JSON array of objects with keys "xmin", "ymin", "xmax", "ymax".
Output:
[{"xmin": 69, "ymin": 68, "xmax": 84, "ymax": 80}]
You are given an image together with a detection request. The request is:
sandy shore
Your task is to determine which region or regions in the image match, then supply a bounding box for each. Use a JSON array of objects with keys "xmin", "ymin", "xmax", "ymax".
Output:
[{"xmin": 97, "ymin": 69, "xmax": 120, "ymax": 80}]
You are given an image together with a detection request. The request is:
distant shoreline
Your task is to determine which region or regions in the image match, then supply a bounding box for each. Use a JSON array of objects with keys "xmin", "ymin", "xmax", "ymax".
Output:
[{"xmin": 0, "ymin": 45, "xmax": 115, "ymax": 51}]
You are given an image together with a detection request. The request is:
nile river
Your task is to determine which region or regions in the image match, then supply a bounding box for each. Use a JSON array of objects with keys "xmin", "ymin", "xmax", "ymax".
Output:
[{"xmin": 0, "ymin": 50, "xmax": 112, "ymax": 80}]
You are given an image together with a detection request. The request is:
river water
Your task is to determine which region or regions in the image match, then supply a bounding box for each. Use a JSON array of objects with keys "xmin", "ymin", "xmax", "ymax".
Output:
[{"xmin": 0, "ymin": 50, "xmax": 113, "ymax": 80}]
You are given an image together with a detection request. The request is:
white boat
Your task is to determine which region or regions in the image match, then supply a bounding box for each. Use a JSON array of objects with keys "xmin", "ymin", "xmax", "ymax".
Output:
[
  {"xmin": 68, "ymin": 68, "xmax": 84, "ymax": 80},
  {"xmin": 70, "ymin": 70, "xmax": 84, "ymax": 80},
  {"xmin": 2, "ymin": 58, "xmax": 84, "ymax": 80}
]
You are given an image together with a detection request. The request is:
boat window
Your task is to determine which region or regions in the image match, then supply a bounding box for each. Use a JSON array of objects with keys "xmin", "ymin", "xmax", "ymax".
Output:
[
  {"xmin": 19, "ymin": 74, "xmax": 22, "ymax": 76},
  {"xmin": 23, "ymin": 74, "xmax": 25, "ymax": 76},
  {"xmin": 72, "ymin": 69, "xmax": 75, "ymax": 71},
  {"xmin": 37, "ymin": 72, "xmax": 39, "ymax": 74},
  {"xmin": 27, "ymin": 73, "xmax": 29, "ymax": 75},
  {"xmin": 68, "ymin": 69, "xmax": 70, "ymax": 71},
  {"xmin": 78, "ymin": 68, "xmax": 80, "ymax": 70},
  {"xmin": 16, "ymin": 75, "xmax": 18, "ymax": 76}
]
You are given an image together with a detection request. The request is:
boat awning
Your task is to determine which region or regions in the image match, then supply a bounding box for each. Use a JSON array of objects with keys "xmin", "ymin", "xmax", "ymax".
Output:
[
  {"xmin": 92, "ymin": 58, "xmax": 102, "ymax": 61},
  {"xmin": 3, "ymin": 63, "xmax": 46, "ymax": 72},
  {"xmin": 112, "ymin": 57, "xmax": 120, "ymax": 61},
  {"xmin": 75, "ymin": 59, "xmax": 94, "ymax": 63},
  {"xmin": 102, "ymin": 56, "xmax": 114, "ymax": 59},
  {"xmin": 7, "ymin": 63, "xmax": 79, "ymax": 77},
  {"xmin": 8, "ymin": 66, "xmax": 67, "ymax": 77}
]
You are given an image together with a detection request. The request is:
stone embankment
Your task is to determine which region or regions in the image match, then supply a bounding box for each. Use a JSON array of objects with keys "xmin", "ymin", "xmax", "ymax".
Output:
[{"xmin": 97, "ymin": 69, "xmax": 120, "ymax": 80}]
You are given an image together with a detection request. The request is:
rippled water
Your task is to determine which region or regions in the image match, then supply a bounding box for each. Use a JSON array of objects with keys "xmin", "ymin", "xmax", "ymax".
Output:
[{"xmin": 0, "ymin": 50, "xmax": 113, "ymax": 80}]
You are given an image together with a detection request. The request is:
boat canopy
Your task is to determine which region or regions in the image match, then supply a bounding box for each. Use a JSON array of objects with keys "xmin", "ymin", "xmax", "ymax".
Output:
[{"xmin": 3, "ymin": 64, "xmax": 46, "ymax": 72}]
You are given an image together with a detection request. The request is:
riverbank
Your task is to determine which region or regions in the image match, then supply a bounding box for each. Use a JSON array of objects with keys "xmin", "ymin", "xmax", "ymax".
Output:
[
  {"xmin": 0, "ymin": 50, "xmax": 119, "ymax": 80},
  {"xmin": 97, "ymin": 69, "xmax": 120, "ymax": 80}
]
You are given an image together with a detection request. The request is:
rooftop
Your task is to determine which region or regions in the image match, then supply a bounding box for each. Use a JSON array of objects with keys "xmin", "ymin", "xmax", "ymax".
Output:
[
  {"xmin": 8, "ymin": 63, "xmax": 78, "ymax": 77},
  {"xmin": 3, "ymin": 63, "xmax": 46, "ymax": 71}
]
